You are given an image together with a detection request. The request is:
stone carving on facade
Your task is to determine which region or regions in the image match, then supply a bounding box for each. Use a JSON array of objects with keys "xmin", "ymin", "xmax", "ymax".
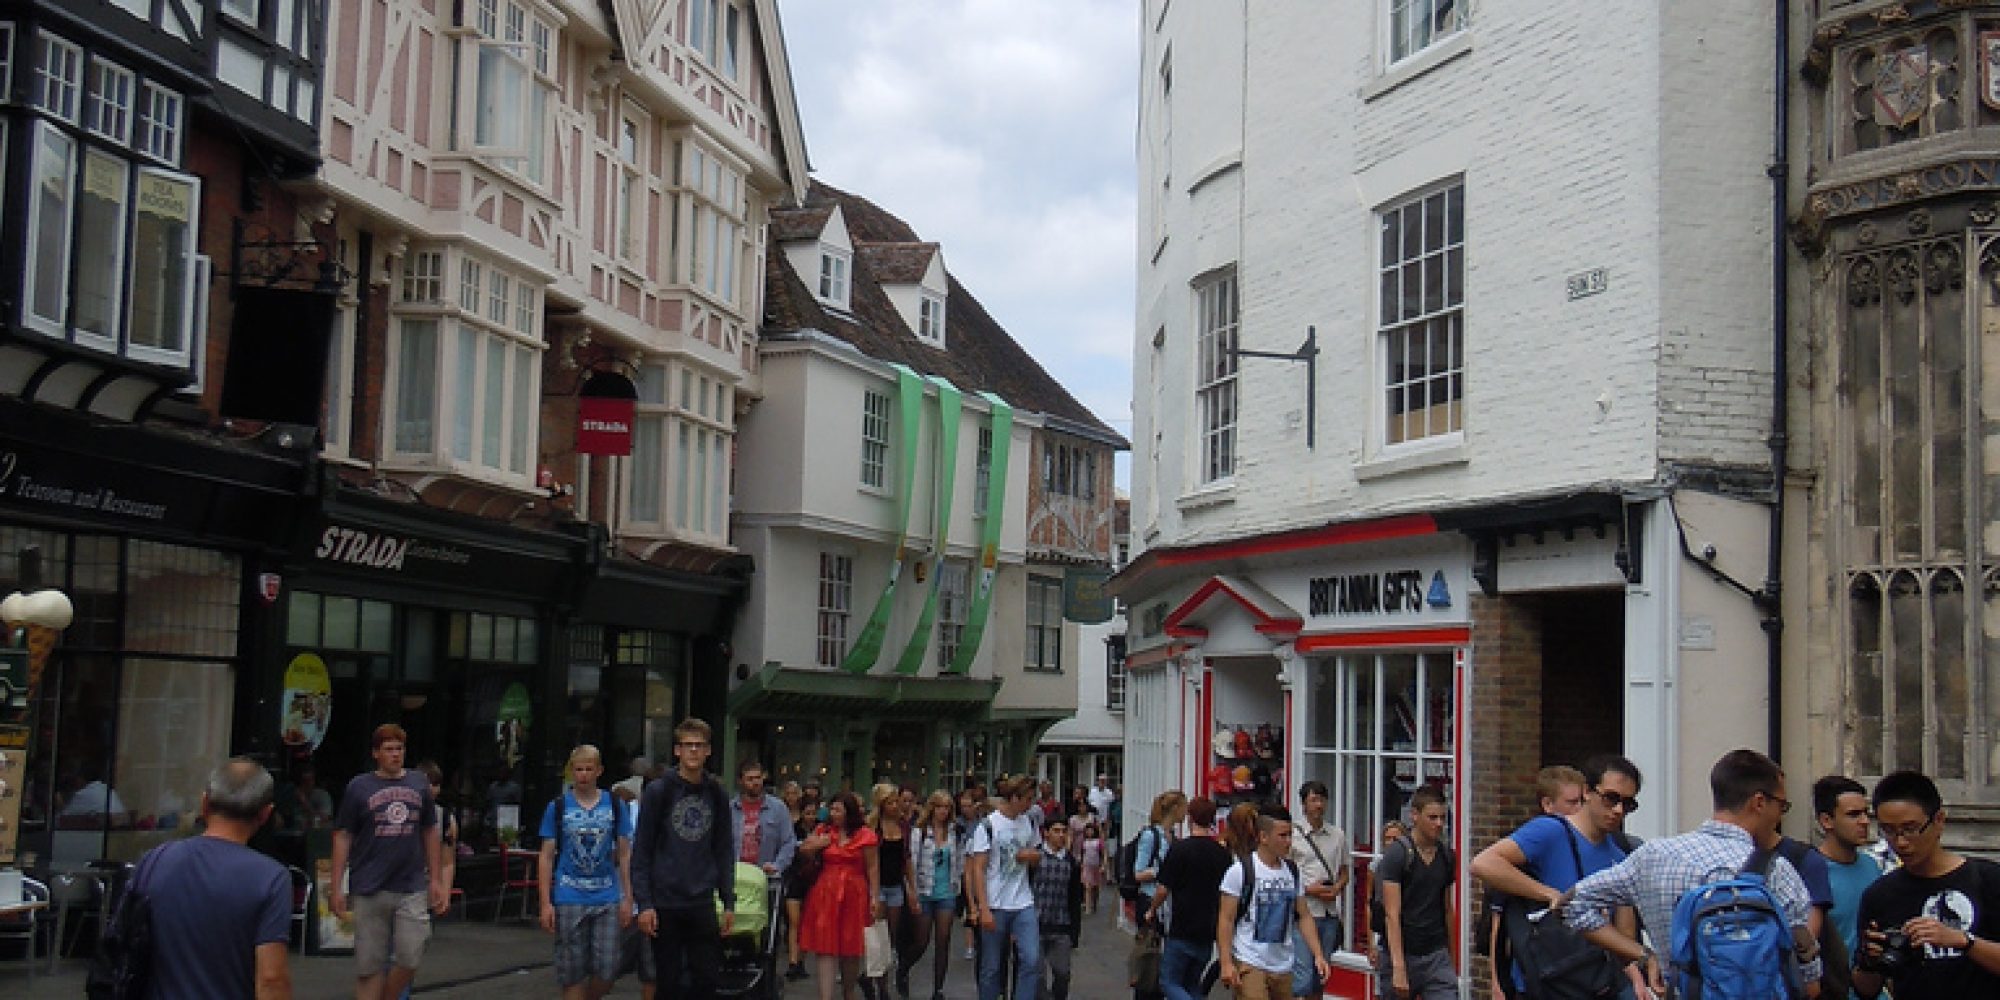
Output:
[
  {"xmin": 1907, "ymin": 207, "xmax": 1932, "ymax": 234},
  {"xmin": 1885, "ymin": 246, "xmax": 1921, "ymax": 302},
  {"xmin": 1848, "ymin": 255, "xmax": 1883, "ymax": 306},
  {"xmin": 1923, "ymin": 240, "xmax": 1964, "ymax": 293}
]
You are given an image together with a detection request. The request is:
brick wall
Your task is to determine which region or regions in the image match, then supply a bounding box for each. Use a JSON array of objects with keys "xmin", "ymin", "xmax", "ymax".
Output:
[{"xmin": 1468, "ymin": 592, "xmax": 1546, "ymax": 987}]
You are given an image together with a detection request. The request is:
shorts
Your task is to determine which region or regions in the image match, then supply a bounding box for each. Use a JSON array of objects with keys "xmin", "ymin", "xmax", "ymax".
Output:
[
  {"xmin": 352, "ymin": 891, "xmax": 431, "ymax": 974},
  {"xmin": 1236, "ymin": 966, "xmax": 1293, "ymax": 1000},
  {"xmin": 881, "ymin": 885, "xmax": 906, "ymax": 908},
  {"xmin": 554, "ymin": 904, "xmax": 623, "ymax": 986},
  {"xmin": 919, "ymin": 895, "xmax": 958, "ymax": 917}
]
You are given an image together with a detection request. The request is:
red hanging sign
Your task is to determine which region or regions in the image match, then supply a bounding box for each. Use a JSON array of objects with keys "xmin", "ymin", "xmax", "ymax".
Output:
[{"xmin": 577, "ymin": 396, "xmax": 636, "ymax": 456}]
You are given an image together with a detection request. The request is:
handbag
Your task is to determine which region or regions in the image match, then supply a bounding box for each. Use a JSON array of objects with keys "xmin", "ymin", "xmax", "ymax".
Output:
[
  {"xmin": 1502, "ymin": 817, "xmax": 1622, "ymax": 1000},
  {"xmin": 864, "ymin": 919, "xmax": 894, "ymax": 979},
  {"xmin": 1127, "ymin": 924, "xmax": 1163, "ymax": 994},
  {"xmin": 87, "ymin": 842, "xmax": 171, "ymax": 1000}
]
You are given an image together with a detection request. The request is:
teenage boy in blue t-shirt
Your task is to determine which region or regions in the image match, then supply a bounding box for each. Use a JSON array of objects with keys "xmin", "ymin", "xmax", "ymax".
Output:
[
  {"xmin": 539, "ymin": 744, "xmax": 636, "ymax": 1000},
  {"xmin": 1471, "ymin": 754, "xmax": 1643, "ymax": 997}
]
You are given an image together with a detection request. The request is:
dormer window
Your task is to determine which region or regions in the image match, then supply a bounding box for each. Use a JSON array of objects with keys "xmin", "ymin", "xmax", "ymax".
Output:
[
  {"xmin": 819, "ymin": 249, "xmax": 851, "ymax": 309},
  {"xmin": 917, "ymin": 291, "xmax": 945, "ymax": 346}
]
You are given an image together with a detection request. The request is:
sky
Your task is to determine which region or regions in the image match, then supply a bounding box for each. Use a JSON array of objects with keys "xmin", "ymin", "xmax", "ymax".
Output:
[{"xmin": 775, "ymin": 0, "xmax": 1137, "ymax": 482}]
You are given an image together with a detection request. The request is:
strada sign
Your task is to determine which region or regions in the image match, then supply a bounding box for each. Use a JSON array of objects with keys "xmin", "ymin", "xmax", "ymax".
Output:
[
  {"xmin": 312, "ymin": 526, "xmax": 471, "ymax": 573},
  {"xmin": 577, "ymin": 370, "xmax": 639, "ymax": 456}
]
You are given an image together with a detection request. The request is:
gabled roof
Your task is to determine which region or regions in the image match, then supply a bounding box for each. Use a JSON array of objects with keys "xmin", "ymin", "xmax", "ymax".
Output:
[
  {"xmin": 855, "ymin": 242, "xmax": 940, "ymax": 284},
  {"xmin": 770, "ymin": 204, "xmax": 834, "ymax": 242},
  {"xmin": 763, "ymin": 181, "xmax": 1127, "ymax": 448}
]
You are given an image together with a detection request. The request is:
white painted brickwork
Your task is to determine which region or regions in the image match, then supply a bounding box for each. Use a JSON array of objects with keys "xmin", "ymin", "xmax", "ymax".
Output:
[{"xmin": 1133, "ymin": 1, "xmax": 1777, "ymax": 548}]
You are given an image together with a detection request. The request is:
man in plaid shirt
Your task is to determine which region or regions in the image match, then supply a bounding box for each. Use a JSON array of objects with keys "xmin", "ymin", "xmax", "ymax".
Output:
[
  {"xmin": 1563, "ymin": 748, "xmax": 1822, "ymax": 996},
  {"xmin": 1031, "ymin": 817, "xmax": 1086, "ymax": 1000}
]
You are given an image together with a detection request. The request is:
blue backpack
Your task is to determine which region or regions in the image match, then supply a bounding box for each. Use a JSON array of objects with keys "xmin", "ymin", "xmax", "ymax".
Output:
[{"xmin": 1667, "ymin": 847, "xmax": 1803, "ymax": 1000}]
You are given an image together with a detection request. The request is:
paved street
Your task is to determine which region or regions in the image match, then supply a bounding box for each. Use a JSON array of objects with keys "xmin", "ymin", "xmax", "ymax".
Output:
[{"xmin": 4, "ymin": 904, "xmax": 1135, "ymax": 999}]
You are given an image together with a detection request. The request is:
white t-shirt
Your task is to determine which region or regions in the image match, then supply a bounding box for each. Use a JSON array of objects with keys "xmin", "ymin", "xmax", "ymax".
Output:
[
  {"xmin": 968, "ymin": 811, "xmax": 1041, "ymax": 912},
  {"xmin": 1218, "ymin": 853, "xmax": 1302, "ymax": 974},
  {"xmin": 1088, "ymin": 785, "xmax": 1115, "ymax": 818}
]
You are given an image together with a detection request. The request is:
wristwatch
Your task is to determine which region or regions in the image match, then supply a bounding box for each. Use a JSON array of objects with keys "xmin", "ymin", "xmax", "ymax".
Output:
[{"xmin": 1632, "ymin": 945, "xmax": 1656, "ymax": 968}]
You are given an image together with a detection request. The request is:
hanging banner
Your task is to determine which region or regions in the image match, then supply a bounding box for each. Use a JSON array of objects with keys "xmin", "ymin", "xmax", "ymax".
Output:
[
  {"xmin": 843, "ymin": 366, "xmax": 928, "ymax": 674},
  {"xmin": 947, "ymin": 393, "xmax": 1013, "ymax": 674},
  {"xmin": 894, "ymin": 377, "xmax": 963, "ymax": 674},
  {"xmin": 577, "ymin": 370, "xmax": 639, "ymax": 456}
]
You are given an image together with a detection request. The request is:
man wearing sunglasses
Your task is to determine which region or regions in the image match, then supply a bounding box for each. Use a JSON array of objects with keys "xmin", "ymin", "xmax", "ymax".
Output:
[
  {"xmin": 1472, "ymin": 754, "xmax": 1643, "ymax": 999},
  {"xmin": 1852, "ymin": 770, "xmax": 2000, "ymax": 999},
  {"xmin": 1562, "ymin": 748, "xmax": 1821, "ymax": 997}
]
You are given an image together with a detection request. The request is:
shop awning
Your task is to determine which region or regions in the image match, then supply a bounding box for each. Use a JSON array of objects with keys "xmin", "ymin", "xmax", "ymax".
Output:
[{"xmin": 728, "ymin": 664, "xmax": 1002, "ymax": 721}]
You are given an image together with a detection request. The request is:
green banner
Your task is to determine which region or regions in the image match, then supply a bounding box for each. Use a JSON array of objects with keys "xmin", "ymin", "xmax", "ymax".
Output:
[
  {"xmin": 843, "ymin": 365, "xmax": 928, "ymax": 674},
  {"xmin": 947, "ymin": 393, "xmax": 1013, "ymax": 674},
  {"xmin": 894, "ymin": 377, "xmax": 963, "ymax": 674}
]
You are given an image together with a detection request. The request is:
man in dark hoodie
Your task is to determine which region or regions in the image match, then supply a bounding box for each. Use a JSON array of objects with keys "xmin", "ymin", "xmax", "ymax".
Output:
[{"xmin": 632, "ymin": 717, "xmax": 736, "ymax": 998}]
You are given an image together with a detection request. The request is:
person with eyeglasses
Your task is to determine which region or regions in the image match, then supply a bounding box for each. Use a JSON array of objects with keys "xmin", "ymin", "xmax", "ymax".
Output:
[
  {"xmin": 1562, "ymin": 748, "xmax": 1821, "ymax": 998},
  {"xmin": 631, "ymin": 718, "xmax": 737, "ymax": 1000},
  {"xmin": 1472, "ymin": 754, "xmax": 1644, "ymax": 1000},
  {"xmin": 1851, "ymin": 770, "xmax": 2000, "ymax": 999}
]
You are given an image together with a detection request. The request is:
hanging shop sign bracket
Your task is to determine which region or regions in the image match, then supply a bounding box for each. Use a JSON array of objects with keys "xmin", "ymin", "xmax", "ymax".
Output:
[{"xmin": 1229, "ymin": 326, "xmax": 1318, "ymax": 449}]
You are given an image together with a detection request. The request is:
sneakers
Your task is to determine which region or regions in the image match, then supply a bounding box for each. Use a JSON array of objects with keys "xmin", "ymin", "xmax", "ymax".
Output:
[
  {"xmin": 896, "ymin": 968, "xmax": 912, "ymax": 998},
  {"xmin": 786, "ymin": 961, "xmax": 809, "ymax": 981},
  {"xmin": 963, "ymin": 945, "xmax": 976, "ymax": 960}
]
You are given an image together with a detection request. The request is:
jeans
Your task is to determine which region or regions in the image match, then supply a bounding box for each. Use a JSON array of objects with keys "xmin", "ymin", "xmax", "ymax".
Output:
[
  {"xmin": 1289, "ymin": 914, "xmax": 1340, "ymax": 997},
  {"xmin": 1159, "ymin": 936, "xmax": 1212, "ymax": 1000},
  {"xmin": 651, "ymin": 905, "xmax": 722, "ymax": 1000},
  {"xmin": 979, "ymin": 906, "xmax": 1040, "ymax": 1000},
  {"xmin": 1039, "ymin": 932, "xmax": 1074, "ymax": 1000}
]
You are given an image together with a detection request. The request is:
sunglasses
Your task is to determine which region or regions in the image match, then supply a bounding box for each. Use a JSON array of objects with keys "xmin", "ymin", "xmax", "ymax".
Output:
[{"xmin": 1593, "ymin": 788, "xmax": 1639, "ymax": 814}]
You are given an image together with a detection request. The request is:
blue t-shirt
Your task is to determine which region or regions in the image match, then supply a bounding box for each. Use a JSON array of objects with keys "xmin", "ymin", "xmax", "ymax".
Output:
[
  {"xmin": 927, "ymin": 839, "xmax": 955, "ymax": 901},
  {"xmin": 144, "ymin": 836, "xmax": 293, "ymax": 1000},
  {"xmin": 1825, "ymin": 850, "xmax": 1883, "ymax": 997},
  {"xmin": 539, "ymin": 789, "xmax": 635, "ymax": 906},
  {"xmin": 1509, "ymin": 816, "xmax": 1627, "ymax": 990}
]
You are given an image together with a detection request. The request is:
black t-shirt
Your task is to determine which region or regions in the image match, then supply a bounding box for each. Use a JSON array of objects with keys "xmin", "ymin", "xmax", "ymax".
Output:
[
  {"xmin": 1373, "ymin": 838, "xmax": 1455, "ymax": 955},
  {"xmin": 1157, "ymin": 836, "xmax": 1235, "ymax": 944},
  {"xmin": 1855, "ymin": 857, "xmax": 2000, "ymax": 999}
]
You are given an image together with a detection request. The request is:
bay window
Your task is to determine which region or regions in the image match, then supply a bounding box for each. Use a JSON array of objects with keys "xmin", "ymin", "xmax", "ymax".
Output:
[
  {"xmin": 624, "ymin": 362, "xmax": 734, "ymax": 542},
  {"xmin": 16, "ymin": 33, "xmax": 200, "ymax": 368},
  {"xmin": 386, "ymin": 247, "xmax": 544, "ymax": 486},
  {"xmin": 462, "ymin": 0, "xmax": 555, "ymax": 185},
  {"xmin": 685, "ymin": 143, "xmax": 745, "ymax": 309}
]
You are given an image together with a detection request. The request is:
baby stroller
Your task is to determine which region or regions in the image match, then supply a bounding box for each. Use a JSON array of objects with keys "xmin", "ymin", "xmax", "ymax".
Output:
[{"xmin": 715, "ymin": 861, "xmax": 785, "ymax": 999}]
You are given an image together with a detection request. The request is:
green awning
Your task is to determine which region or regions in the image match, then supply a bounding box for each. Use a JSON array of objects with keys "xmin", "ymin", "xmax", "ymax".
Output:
[{"xmin": 728, "ymin": 665, "xmax": 1003, "ymax": 721}]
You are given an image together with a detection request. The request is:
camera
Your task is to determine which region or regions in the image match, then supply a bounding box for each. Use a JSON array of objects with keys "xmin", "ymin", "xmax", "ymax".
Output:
[{"xmin": 1859, "ymin": 928, "xmax": 1921, "ymax": 975}]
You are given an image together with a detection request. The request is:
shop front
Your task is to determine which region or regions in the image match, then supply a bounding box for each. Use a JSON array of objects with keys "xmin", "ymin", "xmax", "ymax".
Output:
[
  {"xmin": 0, "ymin": 401, "xmax": 308, "ymax": 867},
  {"xmin": 727, "ymin": 665, "xmax": 1009, "ymax": 795},
  {"xmin": 274, "ymin": 485, "xmax": 581, "ymax": 855},
  {"xmin": 1119, "ymin": 526, "xmax": 1475, "ymax": 1000}
]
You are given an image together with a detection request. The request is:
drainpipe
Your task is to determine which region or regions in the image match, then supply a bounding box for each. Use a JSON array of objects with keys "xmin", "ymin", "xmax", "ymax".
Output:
[{"xmin": 1763, "ymin": 0, "xmax": 1791, "ymax": 762}]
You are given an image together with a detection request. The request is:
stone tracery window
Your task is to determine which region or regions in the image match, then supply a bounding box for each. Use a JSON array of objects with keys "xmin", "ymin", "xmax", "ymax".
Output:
[{"xmin": 1836, "ymin": 217, "xmax": 2000, "ymax": 792}]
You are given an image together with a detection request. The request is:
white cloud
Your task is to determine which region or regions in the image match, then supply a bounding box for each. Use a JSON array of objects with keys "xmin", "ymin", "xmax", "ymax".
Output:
[{"xmin": 777, "ymin": 0, "xmax": 1137, "ymax": 453}]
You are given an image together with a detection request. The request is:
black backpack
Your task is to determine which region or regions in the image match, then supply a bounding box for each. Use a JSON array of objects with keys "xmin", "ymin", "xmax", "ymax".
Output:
[
  {"xmin": 86, "ymin": 841, "xmax": 172, "ymax": 999},
  {"xmin": 1117, "ymin": 825, "xmax": 1160, "ymax": 905},
  {"xmin": 1501, "ymin": 817, "xmax": 1622, "ymax": 1000},
  {"xmin": 1783, "ymin": 839, "xmax": 1850, "ymax": 1000}
]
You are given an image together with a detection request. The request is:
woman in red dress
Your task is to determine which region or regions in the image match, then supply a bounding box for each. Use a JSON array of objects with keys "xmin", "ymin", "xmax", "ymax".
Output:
[{"xmin": 799, "ymin": 790, "xmax": 882, "ymax": 1000}]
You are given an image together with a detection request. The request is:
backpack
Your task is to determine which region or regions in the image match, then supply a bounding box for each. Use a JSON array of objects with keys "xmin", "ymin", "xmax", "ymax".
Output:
[
  {"xmin": 1501, "ymin": 817, "xmax": 1622, "ymax": 1000},
  {"xmin": 1369, "ymin": 837, "xmax": 1454, "ymax": 938},
  {"xmin": 1668, "ymin": 846, "xmax": 1804, "ymax": 1000},
  {"xmin": 1117, "ymin": 825, "xmax": 1161, "ymax": 905},
  {"xmin": 1231, "ymin": 853, "xmax": 1302, "ymax": 922},
  {"xmin": 86, "ymin": 840, "xmax": 172, "ymax": 999}
]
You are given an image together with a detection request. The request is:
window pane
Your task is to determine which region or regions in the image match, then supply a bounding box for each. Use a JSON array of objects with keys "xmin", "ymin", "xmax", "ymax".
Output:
[
  {"xmin": 114, "ymin": 659, "xmax": 233, "ymax": 859},
  {"xmin": 323, "ymin": 596, "xmax": 359, "ymax": 649},
  {"xmin": 29, "ymin": 126, "xmax": 76, "ymax": 326},
  {"xmin": 360, "ymin": 599, "xmax": 394, "ymax": 653},
  {"xmin": 75, "ymin": 151, "xmax": 130, "ymax": 340},
  {"xmin": 631, "ymin": 415, "xmax": 663, "ymax": 522},
  {"xmin": 510, "ymin": 345, "xmax": 533, "ymax": 474},
  {"xmin": 482, "ymin": 336, "xmax": 506, "ymax": 465},
  {"xmin": 128, "ymin": 171, "xmax": 196, "ymax": 352},
  {"xmin": 453, "ymin": 327, "xmax": 477, "ymax": 461},
  {"xmin": 287, "ymin": 591, "xmax": 320, "ymax": 646},
  {"xmin": 395, "ymin": 319, "xmax": 439, "ymax": 452}
]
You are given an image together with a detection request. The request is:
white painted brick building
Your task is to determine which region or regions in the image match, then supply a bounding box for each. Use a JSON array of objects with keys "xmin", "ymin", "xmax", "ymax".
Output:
[{"xmin": 1117, "ymin": 5, "xmax": 1793, "ymax": 994}]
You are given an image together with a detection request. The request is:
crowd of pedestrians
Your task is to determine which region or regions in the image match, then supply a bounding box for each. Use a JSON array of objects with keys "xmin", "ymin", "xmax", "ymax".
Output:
[{"xmin": 86, "ymin": 715, "xmax": 2000, "ymax": 1000}]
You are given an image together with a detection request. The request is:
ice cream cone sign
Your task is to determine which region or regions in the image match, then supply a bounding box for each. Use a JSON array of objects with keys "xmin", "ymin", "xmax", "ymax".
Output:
[{"xmin": 2, "ymin": 589, "xmax": 72, "ymax": 702}]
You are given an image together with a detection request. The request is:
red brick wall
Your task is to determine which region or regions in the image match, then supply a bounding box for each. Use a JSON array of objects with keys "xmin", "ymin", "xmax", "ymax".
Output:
[{"xmin": 1467, "ymin": 593, "xmax": 1547, "ymax": 985}]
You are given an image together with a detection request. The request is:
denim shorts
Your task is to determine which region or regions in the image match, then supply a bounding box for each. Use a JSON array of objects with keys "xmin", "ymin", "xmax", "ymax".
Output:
[
  {"xmin": 881, "ymin": 885, "xmax": 906, "ymax": 908},
  {"xmin": 918, "ymin": 895, "xmax": 957, "ymax": 917}
]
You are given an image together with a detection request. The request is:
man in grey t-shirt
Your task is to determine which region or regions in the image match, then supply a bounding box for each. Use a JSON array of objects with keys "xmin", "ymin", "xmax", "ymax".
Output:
[{"xmin": 330, "ymin": 724, "xmax": 448, "ymax": 1000}]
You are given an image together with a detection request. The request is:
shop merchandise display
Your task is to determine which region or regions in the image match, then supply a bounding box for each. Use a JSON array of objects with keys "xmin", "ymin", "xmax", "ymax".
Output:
[{"xmin": 1209, "ymin": 721, "xmax": 1285, "ymax": 802}]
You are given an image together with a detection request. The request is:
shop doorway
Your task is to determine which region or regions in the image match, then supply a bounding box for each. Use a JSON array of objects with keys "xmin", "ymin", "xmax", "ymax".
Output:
[{"xmin": 1539, "ymin": 589, "xmax": 1625, "ymax": 769}]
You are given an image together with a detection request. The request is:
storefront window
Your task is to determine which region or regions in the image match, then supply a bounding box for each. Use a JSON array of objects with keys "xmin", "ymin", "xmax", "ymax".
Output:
[{"xmin": 1300, "ymin": 649, "xmax": 1459, "ymax": 952}]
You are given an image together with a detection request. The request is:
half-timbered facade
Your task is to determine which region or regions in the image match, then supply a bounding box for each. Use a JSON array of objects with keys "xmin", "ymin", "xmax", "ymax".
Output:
[
  {"xmin": 287, "ymin": 0, "xmax": 805, "ymax": 834},
  {"xmin": 0, "ymin": 0, "xmax": 328, "ymax": 868}
]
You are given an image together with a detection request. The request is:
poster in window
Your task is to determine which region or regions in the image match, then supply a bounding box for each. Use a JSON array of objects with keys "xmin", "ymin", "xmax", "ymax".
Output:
[{"xmin": 280, "ymin": 653, "xmax": 332, "ymax": 751}]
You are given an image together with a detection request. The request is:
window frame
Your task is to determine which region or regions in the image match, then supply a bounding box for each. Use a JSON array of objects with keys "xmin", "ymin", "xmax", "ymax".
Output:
[
  {"xmin": 816, "ymin": 552, "xmax": 855, "ymax": 669},
  {"xmin": 1025, "ymin": 574, "xmax": 1064, "ymax": 673},
  {"xmin": 1193, "ymin": 269, "xmax": 1239, "ymax": 485},
  {"xmin": 137, "ymin": 81, "xmax": 184, "ymax": 165},
  {"xmin": 1375, "ymin": 181, "xmax": 1466, "ymax": 453},
  {"xmin": 461, "ymin": 0, "xmax": 556, "ymax": 185},
  {"xmin": 918, "ymin": 290, "xmax": 946, "ymax": 346},
  {"xmin": 818, "ymin": 247, "xmax": 851, "ymax": 309},
  {"xmin": 86, "ymin": 58, "xmax": 135, "ymax": 144},
  {"xmin": 22, "ymin": 121, "xmax": 79, "ymax": 337},
  {"xmin": 937, "ymin": 560, "xmax": 971, "ymax": 668},
  {"xmin": 683, "ymin": 141, "xmax": 745, "ymax": 310},
  {"xmin": 33, "ymin": 31, "xmax": 84, "ymax": 123},
  {"xmin": 860, "ymin": 388, "xmax": 891, "ymax": 490},
  {"xmin": 1384, "ymin": 0, "xmax": 1467, "ymax": 68},
  {"xmin": 615, "ymin": 102, "xmax": 648, "ymax": 266}
]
